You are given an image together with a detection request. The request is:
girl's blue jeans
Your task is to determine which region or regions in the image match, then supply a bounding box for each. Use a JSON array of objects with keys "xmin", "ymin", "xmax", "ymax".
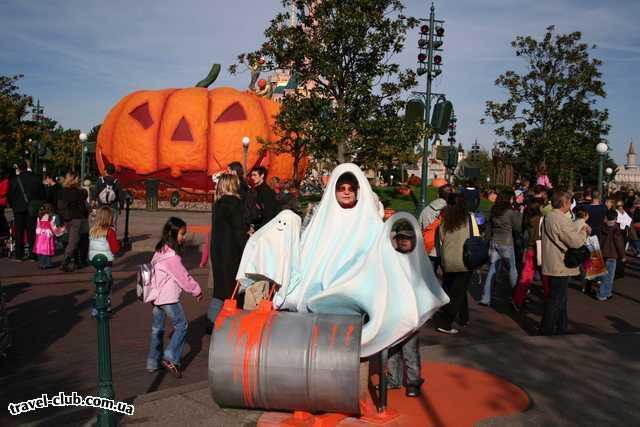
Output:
[
  {"xmin": 146, "ymin": 303, "xmax": 188, "ymax": 369},
  {"xmin": 598, "ymin": 258, "xmax": 617, "ymax": 299},
  {"xmin": 37, "ymin": 255, "xmax": 52, "ymax": 268}
]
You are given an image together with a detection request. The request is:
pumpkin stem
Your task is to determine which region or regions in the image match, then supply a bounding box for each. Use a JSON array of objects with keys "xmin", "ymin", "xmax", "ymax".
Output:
[{"xmin": 195, "ymin": 64, "xmax": 221, "ymax": 88}]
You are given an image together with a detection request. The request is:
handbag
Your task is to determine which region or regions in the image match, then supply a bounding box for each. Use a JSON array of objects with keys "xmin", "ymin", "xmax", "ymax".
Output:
[
  {"xmin": 463, "ymin": 214, "xmax": 489, "ymax": 270},
  {"xmin": 535, "ymin": 217, "xmax": 543, "ymax": 267},
  {"xmin": 543, "ymin": 219, "xmax": 589, "ymax": 269}
]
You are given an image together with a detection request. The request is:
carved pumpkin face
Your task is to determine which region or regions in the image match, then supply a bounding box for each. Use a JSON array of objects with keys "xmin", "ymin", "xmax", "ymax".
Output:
[{"xmin": 97, "ymin": 87, "xmax": 300, "ymax": 190}]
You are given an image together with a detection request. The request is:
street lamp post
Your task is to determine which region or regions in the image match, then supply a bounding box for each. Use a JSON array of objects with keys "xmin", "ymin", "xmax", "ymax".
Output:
[
  {"xmin": 605, "ymin": 167, "xmax": 613, "ymax": 196},
  {"xmin": 242, "ymin": 136, "xmax": 250, "ymax": 173},
  {"xmin": 79, "ymin": 132, "xmax": 88, "ymax": 183},
  {"xmin": 596, "ymin": 142, "xmax": 608, "ymax": 195}
]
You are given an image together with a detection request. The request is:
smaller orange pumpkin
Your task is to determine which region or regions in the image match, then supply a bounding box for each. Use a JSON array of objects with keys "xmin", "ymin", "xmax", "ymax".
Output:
[
  {"xmin": 383, "ymin": 208, "xmax": 396, "ymax": 220},
  {"xmin": 397, "ymin": 186, "xmax": 412, "ymax": 196},
  {"xmin": 431, "ymin": 178, "xmax": 448, "ymax": 188}
]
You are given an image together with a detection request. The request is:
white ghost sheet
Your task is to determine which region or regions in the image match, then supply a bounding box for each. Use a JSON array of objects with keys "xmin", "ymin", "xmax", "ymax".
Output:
[
  {"xmin": 236, "ymin": 210, "xmax": 301, "ymax": 299},
  {"xmin": 277, "ymin": 163, "xmax": 384, "ymax": 312},
  {"xmin": 307, "ymin": 212, "xmax": 450, "ymax": 357}
]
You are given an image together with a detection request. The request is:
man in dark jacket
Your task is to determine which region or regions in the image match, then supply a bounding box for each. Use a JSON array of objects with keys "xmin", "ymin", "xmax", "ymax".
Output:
[
  {"xmin": 584, "ymin": 191, "xmax": 607, "ymax": 238},
  {"xmin": 43, "ymin": 175, "xmax": 61, "ymax": 208},
  {"xmin": 249, "ymin": 166, "xmax": 278, "ymax": 230},
  {"xmin": 461, "ymin": 179, "xmax": 480, "ymax": 213},
  {"xmin": 8, "ymin": 160, "xmax": 45, "ymax": 260},
  {"xmin": 92, "ymin": 164, "xmax": 124, "ymax": 230}
]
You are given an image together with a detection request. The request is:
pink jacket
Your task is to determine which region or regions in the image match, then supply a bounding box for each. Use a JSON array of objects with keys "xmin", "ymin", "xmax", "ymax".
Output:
[
  {"xmin": 152, "ymin": 246, "xmax": 202, "ymax": 305},
  {"xmin": 536, "ymin": 175, "xmax": 552, "ymax": 189}
]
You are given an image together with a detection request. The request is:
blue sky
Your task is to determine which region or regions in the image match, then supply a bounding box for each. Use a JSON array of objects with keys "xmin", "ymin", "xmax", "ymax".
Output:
[{"xmin": 1, "ymin": 0, "xmax": 638, "ymax": 164}]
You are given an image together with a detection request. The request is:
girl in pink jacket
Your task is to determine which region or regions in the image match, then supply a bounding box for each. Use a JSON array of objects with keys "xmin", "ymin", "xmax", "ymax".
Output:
[
  {"xmin": 146, "ymin": 217, "xmax": 202, "ymax": 378},
  {"xmin": 34, "ymin": 203, "xmax": 65, "ymax": 269}
]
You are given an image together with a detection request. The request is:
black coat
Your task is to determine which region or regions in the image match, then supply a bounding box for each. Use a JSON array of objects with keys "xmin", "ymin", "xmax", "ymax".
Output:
[
  {"xmin": 254, "ymin": 182, "xmax": 278, "ymax": 229},
  {"xmin": 45, "ymin": 183, "xmax": 62, "ymax": 208},
  {"xmin": 57, "ymin": 187, "xmax": 89, "ymax": 221},
  {"xmin": 211, "ymin": 195, "xmax": 248, "ymax": 300},
  {"xmin": 8, "ymin": 172, "xmax": 45, "ymax": 213}
]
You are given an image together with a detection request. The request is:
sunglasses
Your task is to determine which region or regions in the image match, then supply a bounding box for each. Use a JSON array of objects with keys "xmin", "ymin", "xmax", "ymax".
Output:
[
  {"xmin": 336, "ymin": 185, "xmax": 355, "ymax": 193},
  {"xmin": 395, "ymin": 235, "xmax": 413, "ymax": 240}
]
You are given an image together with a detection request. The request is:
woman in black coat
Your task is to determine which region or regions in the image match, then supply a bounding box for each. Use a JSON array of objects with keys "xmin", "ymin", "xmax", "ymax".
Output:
[
  {"xmin": 57, "ymin": 172, "xmax": 89, "ymax": 272},
  {"xmin": 208, "ymin": 173, "xmax": 248, "ymax": 328}
]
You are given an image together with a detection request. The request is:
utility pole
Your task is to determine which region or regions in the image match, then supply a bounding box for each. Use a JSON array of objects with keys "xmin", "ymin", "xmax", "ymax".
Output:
[{"xmin": 416, "ymin": 3, "xmax": 446, "ymax": 215}]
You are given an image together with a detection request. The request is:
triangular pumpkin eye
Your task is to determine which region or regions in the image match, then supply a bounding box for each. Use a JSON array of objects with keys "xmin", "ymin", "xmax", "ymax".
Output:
[
  {"xmin": 129, "ymin": 102, "xmax": 154, "ymax": 129},
  {"xmin": 215, "ymin": 102, "xmax": 247, "ymax": 123},
  {"xmin": 172, "ymin": 117, "xmax": 194, "ymax": 141}
]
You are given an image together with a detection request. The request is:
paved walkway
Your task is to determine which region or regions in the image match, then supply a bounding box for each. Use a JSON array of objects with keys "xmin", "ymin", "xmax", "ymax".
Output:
[
  {"xmin": 0, "ymin": 209, "xmax": 639, "ymax": 426},
  {"xmin": 122, "ymin": 333, "xmax": 640, "ymax": 427}
]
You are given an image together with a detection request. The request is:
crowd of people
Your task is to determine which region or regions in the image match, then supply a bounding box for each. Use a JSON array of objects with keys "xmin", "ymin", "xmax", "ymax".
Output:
[
  {"xmin": 420, "ymin": 179, "xmax": 640, "ymax": 336},
  {"xmin": 3, "ymin": 158, "xmax": 639, "ymax": 388},
  {"xmin": 0, "ymin": 162, "xmax": 125, "ymax": 271}
]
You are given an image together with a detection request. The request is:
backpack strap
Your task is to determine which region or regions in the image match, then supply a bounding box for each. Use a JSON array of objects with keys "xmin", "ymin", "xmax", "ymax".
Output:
[
  {"xmin": 16, "ymin": 176, "xmax": 30, "ymax": 204},
  {"xmin": 542, "ymin": 218, "xmax": 566, "ymax": 254},
  {"xmin": 467, "ymin": 214, "xmax": 480, "ymax": 238}
]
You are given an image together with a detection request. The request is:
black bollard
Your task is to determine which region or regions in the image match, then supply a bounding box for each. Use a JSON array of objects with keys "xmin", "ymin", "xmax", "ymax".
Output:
[
  {"xmin": 144, "ymin": 179, "xmax": 159, "ymax": 212},
  {"xmin": 121, "ymin": 192, "xmax": 132, "ymax": 251},
  {"xmin": 92, "ymin": 255, "xmax": 116, "ymax": 426}
]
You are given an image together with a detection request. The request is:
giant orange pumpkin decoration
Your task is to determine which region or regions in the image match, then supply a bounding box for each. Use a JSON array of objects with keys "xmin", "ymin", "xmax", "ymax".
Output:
[{"xmin": 96, "ymin": 64, "xmax": 301, "ymax": 191}]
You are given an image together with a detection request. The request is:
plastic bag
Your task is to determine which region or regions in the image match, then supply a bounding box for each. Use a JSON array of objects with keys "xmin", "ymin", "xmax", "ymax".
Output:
[{"xmin": 584, "ymin": 236, "xmax": 607, "ymax": 280}]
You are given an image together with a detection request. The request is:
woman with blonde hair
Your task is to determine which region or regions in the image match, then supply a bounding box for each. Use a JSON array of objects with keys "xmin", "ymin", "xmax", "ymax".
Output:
[
  {"xmin": 57, "ymin": 171, "xmax": 90, "ymax": 272},
  {"xmin": 207, "ymin": 174, "xmax": 248, "ymax": 330},
  {"xmin": 89, "ymin": 206, "xmax": 120, "ymax": 315}
]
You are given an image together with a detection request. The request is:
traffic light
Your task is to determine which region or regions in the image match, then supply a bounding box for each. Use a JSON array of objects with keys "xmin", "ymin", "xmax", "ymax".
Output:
[
  {"xmin": 416, "ymin": 17, "xmax": 445, "ymax": 79},
  {"xmin": 431, "ymin": 100, "xmax": 453, "ymax": 135},
  {"xmin": 37, "ymin": 140, "xmax": 47, "ymax": 157},
  {"xmin": 469, "ymin": 140, "xmax": 481, "ymax": 163},
  {"xmin": 447, "ymin": 114, "xmax": 457, "ymax": 144},
  {"xmin": 405, "ymin": 99, "xmax": 425, "ymax": 125},
  {"xmin": 445, "ymin": 145, "xmax": 458, "ymax": 169}
]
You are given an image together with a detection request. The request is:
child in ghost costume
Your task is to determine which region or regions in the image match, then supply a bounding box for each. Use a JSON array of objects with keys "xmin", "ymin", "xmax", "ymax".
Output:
[
  {"xmin": 278, "ymin": 163, "xmax": 385, "ymax": 311},
  {"xmin": 307, "ymin": 212, "xmax": 449, "ymax": 358},
  {"xmin": 236, "ymin": 210, "xmax": 302, "ymax": 309}
]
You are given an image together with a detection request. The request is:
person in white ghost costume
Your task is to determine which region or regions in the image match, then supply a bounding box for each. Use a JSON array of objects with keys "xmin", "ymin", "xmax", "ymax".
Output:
[
  {"xmin": 307, "ymin": 212, "xmax": 449, "ymax": 357},
  {"xmin": 283, "ymin": 164, "xmax": 385, "ymax": 312},
  {"xmin": 236, "ymin": 163, "xmax": 448, "ymax": 367},
  {"xmin": 235, "ymin": 210, "xmax": 301, "ymax": 308}
]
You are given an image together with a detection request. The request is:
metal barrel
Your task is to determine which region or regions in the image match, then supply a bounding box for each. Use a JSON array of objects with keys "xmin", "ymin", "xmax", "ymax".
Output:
[{"xmin": 209, "ymin": 309, "xmax": 362, "ymax": 415}]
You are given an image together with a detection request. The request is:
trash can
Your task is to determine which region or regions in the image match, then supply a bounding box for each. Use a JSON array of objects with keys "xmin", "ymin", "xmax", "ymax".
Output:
[
  {"xmin": 209, "ymin": 309, "xmax": 362, "ymax": 415},
  {"xmin": 144, "ymin": 179, "xmax": 159, "ymax": 212}
]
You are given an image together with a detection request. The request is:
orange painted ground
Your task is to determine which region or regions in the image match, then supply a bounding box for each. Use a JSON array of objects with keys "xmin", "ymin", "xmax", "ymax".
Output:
[{"xmin": 258, "ymin": 362, "xmax": 530, "ymax": 427}]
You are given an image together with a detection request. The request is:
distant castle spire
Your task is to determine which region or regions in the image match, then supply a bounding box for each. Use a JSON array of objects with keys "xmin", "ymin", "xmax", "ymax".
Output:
[{"xmin": 627, "ymin": 140, "xmax": 637, "ymax": 169}]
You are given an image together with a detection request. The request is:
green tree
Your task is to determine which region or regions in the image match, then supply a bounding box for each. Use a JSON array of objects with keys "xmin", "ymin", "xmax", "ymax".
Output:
[
  {"xmin": 0, "ymin": 75, "xmax": 33, "ymax": 171},
  {"xmin": 232, "ymin": 0, "xmax": 421, "ymax": 166},
  {"xmin": 483, "ymin": 26, "xmax": 612, "ymax": 188}
]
